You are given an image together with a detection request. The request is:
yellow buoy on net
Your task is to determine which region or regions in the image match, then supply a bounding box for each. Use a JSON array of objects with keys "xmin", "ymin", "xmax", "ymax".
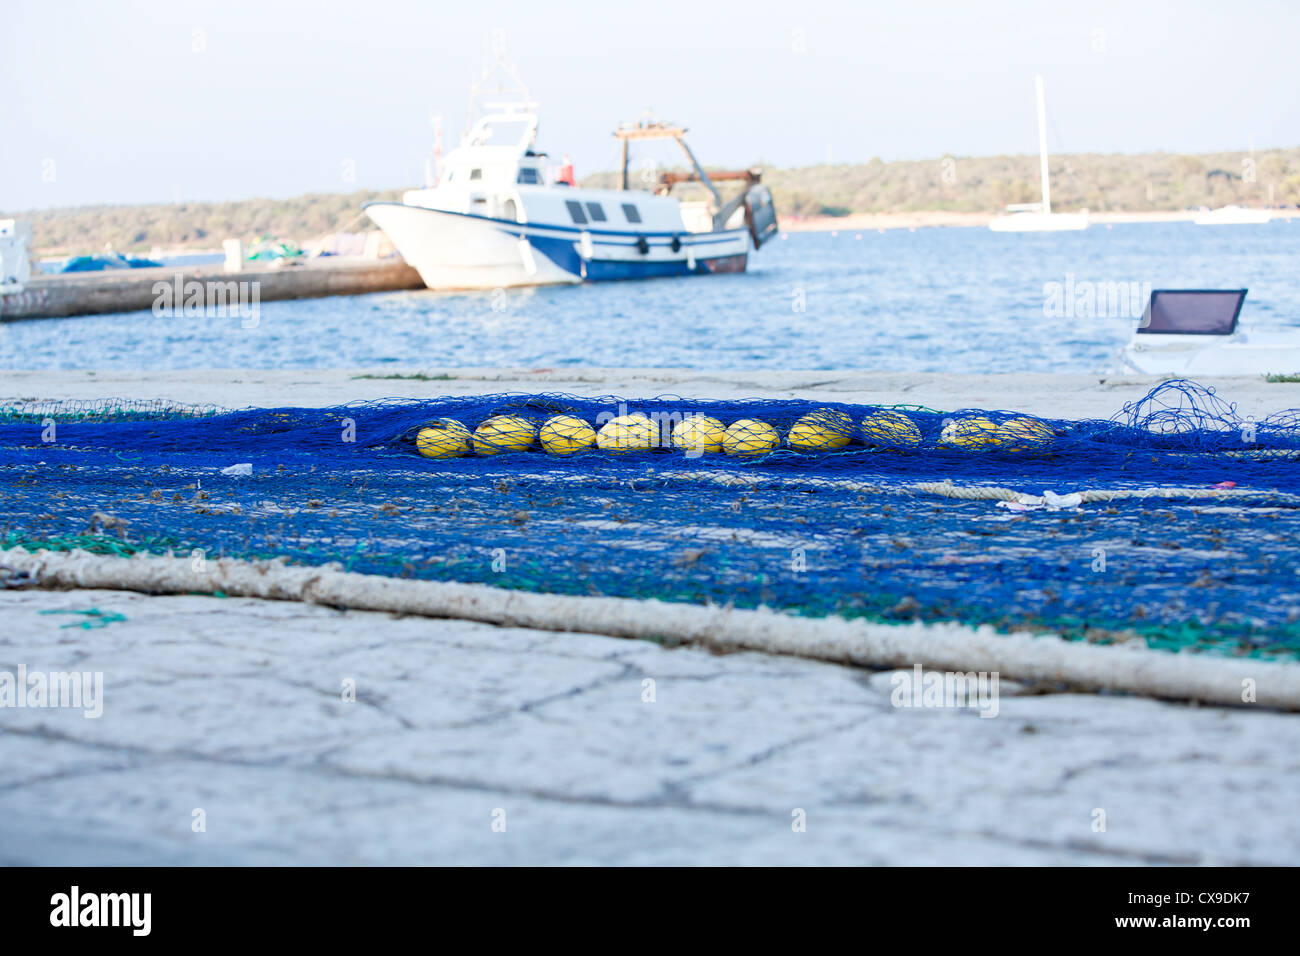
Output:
[
  {"xmin": 415, "ymin": 419, "xmax": 472, "ymax": 459},
  {"xmin": 787, "ymin": 408, "xmax": 854, "ymax": 451},
  {"xmin": 473, "ymin": 415, "xmax": 536, "ymax": 455},
  {"xmin": 596, "ymin": 413, "xmax": 659, "ymax": 453},
  {"xmin": 938, "ymin": 415, "xmax": 1001, "ymax": 450},
  {"xmin": 860, "ymin": 409, "xmax": 923, "ymax": 450},
  {"xmin": 723, "ymin": 419, "xmax": 781, "ymax": 457},
  {"xmin": 539, "ymin": 415, "xmax": 597, "ymax": 455},
  {"xmin": 671, "ymin": 415, "xmax": 727, "ymax": 454},
  {"xmin": 995, "ymin": 416, "xmax": 1055, "ymax": 452}
]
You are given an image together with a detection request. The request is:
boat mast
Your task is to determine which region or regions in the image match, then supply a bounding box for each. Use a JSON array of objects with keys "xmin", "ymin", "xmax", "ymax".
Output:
[
  {"xmin": 1036, "ymin": 74, "xmax": 1051, "ymax": 215},
  {"xmin": 612, "ymin": 122, "xmax": 721, "ymax": 202},
  {"xmin": 464, "ymin": 33, "xmax": 531, "ymax": 143}
]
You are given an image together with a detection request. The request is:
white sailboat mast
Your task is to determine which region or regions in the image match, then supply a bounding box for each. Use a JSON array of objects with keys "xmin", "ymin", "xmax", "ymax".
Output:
[{"xmin": 1036, "ymin": 74, "xmax": 1050, "ymax": 215}]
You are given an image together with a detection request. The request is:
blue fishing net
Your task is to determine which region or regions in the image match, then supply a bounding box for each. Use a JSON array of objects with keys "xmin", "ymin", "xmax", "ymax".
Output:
[{"xmin": 2, "ymin": 380, "xmax": 1297, "ymax": 658}]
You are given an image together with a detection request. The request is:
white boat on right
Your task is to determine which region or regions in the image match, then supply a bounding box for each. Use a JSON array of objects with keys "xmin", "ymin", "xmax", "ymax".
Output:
[
  {"xmin": 1120, "ymin": 288, "xmax": 1300, "ymax": 377},
  {"xmin": 1193, "ymin": 204, "xmax": 1273, "ymax": 226}
]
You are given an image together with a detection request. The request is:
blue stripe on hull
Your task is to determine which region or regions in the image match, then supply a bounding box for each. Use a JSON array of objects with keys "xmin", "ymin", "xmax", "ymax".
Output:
[
  {"xmin": 366, "ymin": 200, "xmax": 738, "ymax": 240},
  {"xmin": 523, "ymin": 233, "xmax": 746, "ymax": 282},
  {"xmin": 585, "ymin": 258, "xmax": 692, "ymax": 280}
]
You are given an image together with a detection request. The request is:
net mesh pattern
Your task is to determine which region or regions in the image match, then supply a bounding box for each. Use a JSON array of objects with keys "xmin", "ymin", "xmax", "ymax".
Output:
[{"xmin": 2, "ymin": 380, "xmax": 1297, "ymax": 659}]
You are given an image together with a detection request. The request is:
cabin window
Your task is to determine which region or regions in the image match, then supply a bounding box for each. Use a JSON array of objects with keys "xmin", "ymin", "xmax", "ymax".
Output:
[
  {"xmin": 621, "ymin": 203, "xmax": 642, "ymax": 223},
  {"xmin": 517, "ymin": 168, "xmax": 541, "ymax": 185},
  {"xmin": 469, "ymin": 168, "xmax": 483, "ymax": 181},
  {"xmin": 565, "ymin": 200, "xmax": 588, "ymax": 225},
  {"xmin": 585, "ymin": 202, "xmax": 607, "ymax": 222}
]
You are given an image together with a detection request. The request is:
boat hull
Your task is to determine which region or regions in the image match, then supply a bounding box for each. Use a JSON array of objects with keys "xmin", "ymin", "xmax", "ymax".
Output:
[
  {"xmin": 364, "ymin": 202, "xmax": 749, "ymax": 291},
  {"xmin": 1122, "ymin": 336, "xmax": 1300, "ymax": 376},
  {"xmin": 988, "ymin": 212, "xmax": 1089, "ymax": 232},
  {"xmin": 1193, "ymin": 208, "xmax": 1273, "ymax": 226}
]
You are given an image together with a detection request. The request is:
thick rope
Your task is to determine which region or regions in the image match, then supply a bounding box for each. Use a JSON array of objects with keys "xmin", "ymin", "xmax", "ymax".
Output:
[
  {"xmin": 2, "ymin": 546, "xmax": 1296, "ymax": 711},
  {"xmin": 657, "ymin": 471, "xmax": 1300, "ymax": 506},
  {"xmin": 907, "ymin": 480, "xmax": 1297, "ymax": 506}
]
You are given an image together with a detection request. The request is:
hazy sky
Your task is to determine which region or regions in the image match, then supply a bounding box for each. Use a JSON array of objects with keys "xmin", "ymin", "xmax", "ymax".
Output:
[{"xmin": 3, "ymin": 0, "xmax": 1296, "ymax": 209}]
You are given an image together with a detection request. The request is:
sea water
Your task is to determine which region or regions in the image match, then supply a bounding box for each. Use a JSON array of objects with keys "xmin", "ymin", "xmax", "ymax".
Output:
[{"xmin": 4, "ymin": 220, "xmax": 1297, "ymax": 373}]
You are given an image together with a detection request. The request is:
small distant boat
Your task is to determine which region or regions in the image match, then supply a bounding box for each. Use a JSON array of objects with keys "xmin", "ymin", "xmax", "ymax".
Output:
[
  {"xmin": 1193, "ymin": 205, "xmax": 1272, "ymax": 226},
  {"xmin": 1120, "ymin": 288, "xmax": 1300, "ymax": 376},
  {"xmin": 60, "ymin": 252, "xmax": 163, "ymax": 273},
  {"xmin": 988, "ymin": 76, "xmax": 1088, "ymax": 233}
]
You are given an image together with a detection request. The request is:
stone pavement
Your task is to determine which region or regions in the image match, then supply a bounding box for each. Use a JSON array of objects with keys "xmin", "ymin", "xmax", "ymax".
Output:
[
  {"xmin": 3, "ymin": 588, "xmax": 1297, "ymax": 866},
  {"xmin": 5, "ymin": 367, "xmax": 1298, "ymax": 420}
]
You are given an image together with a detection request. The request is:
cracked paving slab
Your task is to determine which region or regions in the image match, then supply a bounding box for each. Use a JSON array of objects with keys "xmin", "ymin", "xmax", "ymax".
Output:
[{"xmin": 1, "ymin": 588, "xmax": 1297, "ymax": 865}]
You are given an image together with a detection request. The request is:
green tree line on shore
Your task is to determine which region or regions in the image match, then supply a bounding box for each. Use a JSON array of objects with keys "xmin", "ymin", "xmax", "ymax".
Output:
[
  {"xmin": 762, "ymin": 147, "xmax": 1299, "ymax": 217},
  {"xmin": 8, "ymin": 189, "xmax": 402, "ymax": 257},
  {"xmin": 7, "ymin": 147, "xmax": 1297, "ymax": 256}
]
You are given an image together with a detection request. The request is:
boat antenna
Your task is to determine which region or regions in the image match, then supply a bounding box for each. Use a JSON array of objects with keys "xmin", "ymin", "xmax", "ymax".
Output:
[
  {"xmin": 464, "ymin": 30, "xmax": 531, "ymax": 142},
  {"xmin": 425, "ymin": 112, "xmax": 443, "ymax": 187}
]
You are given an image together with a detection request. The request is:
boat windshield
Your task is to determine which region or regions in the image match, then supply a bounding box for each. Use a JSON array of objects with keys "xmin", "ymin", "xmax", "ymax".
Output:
[
  {"xmin": 471, "ymin": 120, "xmax": 531, "ymax": 148},
  {"xmin": 1139, "ymin": 290, "xmax": 1246, "ymax": 335}
]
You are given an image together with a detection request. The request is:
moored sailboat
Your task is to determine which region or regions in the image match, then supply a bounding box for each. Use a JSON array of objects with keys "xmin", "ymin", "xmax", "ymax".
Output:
[{"xmin": 988, "ymin": 75, "xmax": 1088, "ymax": 232}]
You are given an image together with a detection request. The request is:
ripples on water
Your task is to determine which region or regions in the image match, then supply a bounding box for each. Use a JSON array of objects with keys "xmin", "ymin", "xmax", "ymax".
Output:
[{"xmin": 5, "ymin": 221, "xmax": 1297, "ymax": 373}]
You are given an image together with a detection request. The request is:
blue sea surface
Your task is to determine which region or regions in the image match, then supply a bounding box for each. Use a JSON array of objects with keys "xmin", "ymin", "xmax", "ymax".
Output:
[{"xmin": 6, "ymin": 220, "xmax": 1298, "ymax": 372}]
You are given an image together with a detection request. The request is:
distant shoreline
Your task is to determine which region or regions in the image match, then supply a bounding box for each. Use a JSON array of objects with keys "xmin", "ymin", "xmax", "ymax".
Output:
[
  {"xmin": 12, "ymin": 143, "xmax": 1298, "ymax": 255},
  {"xmin": 778, "ymin": 208, "xmax": 1296, "ymax": 233},
  {"xmin": 35, "ymin": 208, "xmax": 1292, "ymax": 262}
]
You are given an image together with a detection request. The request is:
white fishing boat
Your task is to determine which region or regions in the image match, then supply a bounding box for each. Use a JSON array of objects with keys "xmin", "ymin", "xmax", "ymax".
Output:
[
  {"xmin": 1120, "ymin": 289, "xmax": 1300, "ymax": 376},
  {"xmin": 365, "ymin": 104, "xmax": 777, "ymax": 291},
  {"xmin": 988, "ymin": 75, "xmax": 1088, "ymax": 232},
  {"xmin": 1193, "ymin": 204, "xmax": 1273, "ymax": 226},
  {"xmin": 0, "ymin": 219, "xmax": 32, "ymax": 292}
]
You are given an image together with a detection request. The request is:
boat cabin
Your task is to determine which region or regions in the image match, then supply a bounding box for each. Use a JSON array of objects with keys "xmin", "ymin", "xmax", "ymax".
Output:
[{"xmin": 399, "ymin": 107, "xmax": 695, "ymax": 233}]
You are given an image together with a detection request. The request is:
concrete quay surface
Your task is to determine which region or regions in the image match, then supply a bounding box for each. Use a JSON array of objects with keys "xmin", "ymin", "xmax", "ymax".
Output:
[
  {"xmin": 2, "ymin": 588, "xmax": 1298, "ymax": 866},
  {"xmin": 0, "ymin": 258, "xmax": 423, "ymax": 321},
  {"xmin": 2, "ymin": 366, "xmax": 1298, "ymax": 420}
]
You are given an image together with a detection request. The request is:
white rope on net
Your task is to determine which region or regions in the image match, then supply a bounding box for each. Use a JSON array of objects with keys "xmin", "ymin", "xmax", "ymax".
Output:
[
  {"xmin": 3, "ymin": 546, "xmax": 1297, "ymax": 711},
  {"xmin": 396, "ymin": 465, "xmax": 1300, "ymax": 506}
]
